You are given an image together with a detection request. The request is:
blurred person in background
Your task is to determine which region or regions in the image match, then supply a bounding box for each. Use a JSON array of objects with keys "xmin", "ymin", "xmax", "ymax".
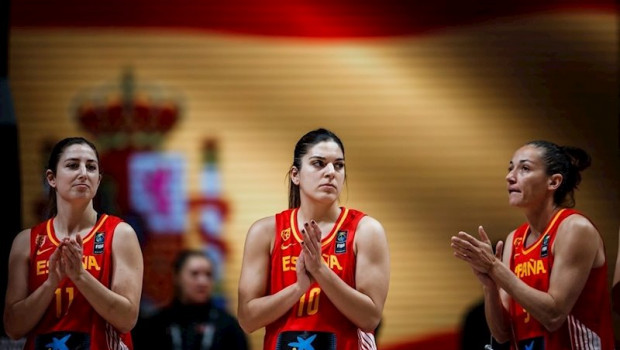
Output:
[
  {"xmin": 451, "ymin": 140, "xmax": 615, "ymax": 350},
  {"xmin": 133, "ymin": 249, "xmax": 248, "ymax": 350},
  {"xmin": 237, "ymin": 128, "xmax": 390, "ymax": 350},
  {"xmin": 4, "ymin": 136, "xmax": 143, "ymax": 350}
]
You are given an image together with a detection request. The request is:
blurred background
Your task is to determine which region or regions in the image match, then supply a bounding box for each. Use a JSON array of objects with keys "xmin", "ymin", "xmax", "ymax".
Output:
[{"xmin": 1, "ymin": 1, "xmax": 618, "ymax": 349}]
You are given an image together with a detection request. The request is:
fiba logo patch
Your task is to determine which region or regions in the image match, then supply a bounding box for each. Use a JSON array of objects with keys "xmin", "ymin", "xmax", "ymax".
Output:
[
  {"xmin": 94, "ymin": 232, "xmax": 105, "ymax": 254},
  {"xmin": 335, "ymin": 230, "xmax": 347, "ymax": 254},
  {"xmin": 540, "ymin": 235, "xmax": 550, "ymax": 258}
]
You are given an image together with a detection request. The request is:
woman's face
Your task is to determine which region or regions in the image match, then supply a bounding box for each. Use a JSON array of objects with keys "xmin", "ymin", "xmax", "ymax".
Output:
[
  {"xmin": 47, "ymin": 143, "xmax": 101, "ymax": 203},
  {"xmin": 505, "ymin": 145, "xmax": 555, "ymax": 208},
  {"xmin": 292, "ymin": 140, "xmax": 345, "ymax": 205},
  {"xmin": 176, "ymin": 255, "xmax": 214, "ymax": 305}
]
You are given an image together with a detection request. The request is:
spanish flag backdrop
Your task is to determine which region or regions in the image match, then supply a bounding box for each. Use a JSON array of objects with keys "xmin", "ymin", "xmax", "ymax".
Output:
[{"xmin": 9, "ymin": 1, "xmax": 619, "ymax": 349}]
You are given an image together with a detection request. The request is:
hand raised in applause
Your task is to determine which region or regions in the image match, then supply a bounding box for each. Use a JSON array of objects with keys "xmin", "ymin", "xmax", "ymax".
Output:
[
  {"xmin": 61, "ymin": 234, "xmax": 85, "ymax": 282},
  {"xmin": 451, "ymin": 226, "xmax": 503, "ymax": 287},
  {"xmin": 47, "ymin": 244, "xmax": 67, "ymax": 286}
]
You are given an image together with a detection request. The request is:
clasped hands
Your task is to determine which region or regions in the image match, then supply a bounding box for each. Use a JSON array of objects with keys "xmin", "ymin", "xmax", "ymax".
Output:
[
  {"xmin": 48, "ymin": 234, "xmax": 86, "ymax": 284},
  {"xmin": 296, "ymin": 221, "xmax": 326, "ymax": 289}
]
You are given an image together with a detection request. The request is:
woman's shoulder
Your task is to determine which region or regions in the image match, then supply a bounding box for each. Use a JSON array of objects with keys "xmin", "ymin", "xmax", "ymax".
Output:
[
  {"xmin": 354, "ymin": 214, "xmax": 387, "ymax": 243},
  {"xmin": 356, "ymin": 213, "xmax": 384, "ymax": 231},
  {"xmin": 245, "ymin": 214, "xmax": 277, "ymax": 242},
  {"xmin": 10, "ymin": 228, "xmax": 33, "ymax": 251},
  {"xmin": 557, "ymin": 211, "xmax": 599, "ymax": 239}
]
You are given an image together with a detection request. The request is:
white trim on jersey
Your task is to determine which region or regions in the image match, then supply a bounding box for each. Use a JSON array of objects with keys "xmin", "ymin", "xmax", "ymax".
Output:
[
  {"xmin": 357, "ymin": 329, "xmax": 377, "ymax": 350},
  {"xmin": 567, "ymin": 315, "xmax": 602, "ymax": 350}
]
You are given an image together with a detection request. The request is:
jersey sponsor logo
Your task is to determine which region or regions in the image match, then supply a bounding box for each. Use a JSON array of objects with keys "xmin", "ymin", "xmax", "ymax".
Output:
[
  {"xmin": 93, "ymin": 232, "xmax": 105, "ymax": 254},
  {"xmin": 276, "ymin": 331, "xmax": 336, "ymax": 350},
  {"xmin": 282, "ymin": 254, "xmax": 343, "ymax": 272},
  {"xmin": 514, "ymin": 258, "xmax": 547, "ymax": 278},
  {"xmin": 36, "ymin": 255, "xmax": 102, "ymax": 275},
  {"xmin": 36, "ymin": 246, "xmax": 54, "ymax": 255},
  {"xmin": 35, "ymin": 331, "xmax": 91, "ymax": 350},
  {"xmin": 335, "ymin": 230, "xmax": 347, "ymax": 254},
  {"xmin": 517, "ymin": 336, "xmax": 543, "ymax": 350}
]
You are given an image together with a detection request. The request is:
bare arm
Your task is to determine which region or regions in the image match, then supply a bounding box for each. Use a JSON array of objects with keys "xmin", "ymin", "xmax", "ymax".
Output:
[
  {"xmin": 62, "ymin": 222, "xmax": 143, "ymax": 333},
  {"xmin": 237, "ymin": 217, "xmax": 312, "ymax": 333},
  {"xmin": 452, "ymin": 227, "xmax": 513, "ymax": 342},
  {"xmin": 3, "ymin": 229, "xmax": 65, "ymax": 339},
  {"xmin": 482, "ymin": 232, "xmax": 513, "ymax": 343},
  {"xmin": 491, "ymin": 215, "xmax": 601, "ymax": 331},
  {"xmin": 302, "ymin": 217, "xmax": 390, "ymax": 332}
]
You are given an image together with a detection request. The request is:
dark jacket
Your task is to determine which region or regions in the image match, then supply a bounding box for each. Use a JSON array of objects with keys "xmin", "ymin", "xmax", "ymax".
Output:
[{"xmin": 132, "ymin": 300, "xmax": 249, "ymax": 350}]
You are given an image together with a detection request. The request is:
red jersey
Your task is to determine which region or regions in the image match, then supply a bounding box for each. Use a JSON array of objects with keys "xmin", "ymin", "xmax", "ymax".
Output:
[
  {"xmin": 509, "ymin": 209, "xmax": 615, "ymax": 350},
  {"xmin": 25, "ymin": 214, "xmax": 133, "ymax": 350},
  {"xmin": 264, "ymin": 207, "xmax": 377, "ymax": 350}
]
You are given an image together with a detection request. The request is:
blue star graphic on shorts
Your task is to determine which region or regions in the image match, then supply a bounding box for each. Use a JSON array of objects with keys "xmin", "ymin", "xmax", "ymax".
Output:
[
  {"xmin": 45, "ymin": 334, "xmax": 71, "ymax": 350},
  {"xmin": 524, "ymin": 341, "xmax": 534, "ymax": 350},
  {"xmin": 288, "ymin": 334, "xmax": 317, "ymax": 350}
]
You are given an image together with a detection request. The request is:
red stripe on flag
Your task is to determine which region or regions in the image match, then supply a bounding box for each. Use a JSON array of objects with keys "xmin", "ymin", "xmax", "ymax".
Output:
[{"xmin": 10, "ymin": 0, "xmax": 617, "ymax": 38}]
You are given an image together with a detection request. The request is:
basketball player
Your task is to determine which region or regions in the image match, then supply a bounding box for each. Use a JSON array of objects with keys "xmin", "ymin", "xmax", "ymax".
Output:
[
  {"xmin": 451, "ymin": 140, "xmax": 614, "ymax": 350},
  {"xmin": 4, "ymin": 137, "xmax": 143, "ymax": 350},
  {"xmin": 237, "ymin": 128, "xmax": 390, "ymax": 350}
]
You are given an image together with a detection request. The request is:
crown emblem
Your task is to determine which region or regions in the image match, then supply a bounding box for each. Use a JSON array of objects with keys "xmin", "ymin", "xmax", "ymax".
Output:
[{"xmin": 73, "ymin": 68, "xmax": 183, "ymax": 149}]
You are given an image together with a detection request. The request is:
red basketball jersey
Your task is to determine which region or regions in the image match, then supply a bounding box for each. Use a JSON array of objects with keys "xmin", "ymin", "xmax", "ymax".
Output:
[
  {"xmin": 509, "ymin": 209, "xmax": 614, "ymax": 350},
  {"xmin": 25, "ymin": 214, "xmax": 133, "ymax": 350},
  {"xmin": 264, "ymin": 207, "xmax": 376, "ymax": 350}
]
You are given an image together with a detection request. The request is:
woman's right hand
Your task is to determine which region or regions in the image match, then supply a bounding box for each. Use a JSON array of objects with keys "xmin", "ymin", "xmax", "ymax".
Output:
[
  {"xmin": 296, "ymin": 250, "xmax": 313, "ymax": 292},
  {"xmin": 47, "ymin": 244, "xmax": 66, "ymax": 286}
]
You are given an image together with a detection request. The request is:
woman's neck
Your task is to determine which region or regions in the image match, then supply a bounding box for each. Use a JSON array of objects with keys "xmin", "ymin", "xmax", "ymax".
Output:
[
  {"xmin": 53, "ymin": 201, "xmax": 98, "ymax": 237},
  {"xmin": 298, "ymin": 203, "xmax": 340, "ymax": 223},
  {"xmin": 523, "ymin": 200, "xmax": 560, "ymax": 236},
  {"xmin": 297, "ymin": 203, "xmax": 341, "ymax": 238}
]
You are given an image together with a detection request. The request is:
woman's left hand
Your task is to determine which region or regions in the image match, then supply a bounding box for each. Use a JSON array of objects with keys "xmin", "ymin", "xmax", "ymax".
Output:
[
  {"xmin": 61, "ymin": 234, "xmax": 85, "ymax": 281},
  {"xmin": 451, "ymin": 226, "xmax": 499, "ymax": 275},
  {"xmin": 300, "ymin": 220, "xmax": 324, "ymax": 275}
]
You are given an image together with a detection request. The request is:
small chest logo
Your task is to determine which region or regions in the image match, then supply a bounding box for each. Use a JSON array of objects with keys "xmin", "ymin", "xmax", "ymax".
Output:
[
  {"xmin": 93, "ymin": 232, "xmax": 105, "ymax": 254},
  {"xmin": 35, "ymin": 234, "xmax": 47, "ymax": 250},
  {"xmin": 540, "ymin": 234, "xmax": 550, "ymax": 258},
  {"xmin": 281, "ymin": 228, "xmax": 291, "ymax": 241},
  {"xmin": 335, "ymin": 230, "xmax": 347, "ymax": 254}
]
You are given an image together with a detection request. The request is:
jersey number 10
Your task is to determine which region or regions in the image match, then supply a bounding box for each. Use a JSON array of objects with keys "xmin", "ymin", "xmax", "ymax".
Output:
[{"xmin": 297, "ymin": 287, "xmax": 321, "ymax": 317}]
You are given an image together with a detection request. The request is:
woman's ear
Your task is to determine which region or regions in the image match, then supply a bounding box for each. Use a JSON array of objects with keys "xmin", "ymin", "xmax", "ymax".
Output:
[
  {"xmin": 46, "ymin": 169, "xmax": 56, "ymax": 188},
  {"xmin": 290, "ymin": 166, "xmax": 300, "ymax": 185},
  {"xmin": 548, "ymin": 174, "xmax": 563, "ymax": 190}
]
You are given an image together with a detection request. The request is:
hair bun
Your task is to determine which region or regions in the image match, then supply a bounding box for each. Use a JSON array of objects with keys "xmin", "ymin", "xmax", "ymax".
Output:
[{"xmin": 562, "ymin": 146, "xmax": 591, "ymax": 172}]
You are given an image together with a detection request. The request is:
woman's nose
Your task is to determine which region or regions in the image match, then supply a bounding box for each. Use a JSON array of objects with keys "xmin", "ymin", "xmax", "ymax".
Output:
[{"xmin": 324, "ymin": 163, "xmax": 335, "ymax": 176}]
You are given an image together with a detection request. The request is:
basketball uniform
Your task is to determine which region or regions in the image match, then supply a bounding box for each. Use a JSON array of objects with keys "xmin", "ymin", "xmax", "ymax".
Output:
[
  {"xmin": 25, "ymin": 214, "xmax": 133, "ymax": 350},
  {"xmin": 264, "ymin": 207, "xmax": 377, "ymax": 350},
  {"xmin": 509, "ymin": 209, "xmax": 615, "ymax": 350}
]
